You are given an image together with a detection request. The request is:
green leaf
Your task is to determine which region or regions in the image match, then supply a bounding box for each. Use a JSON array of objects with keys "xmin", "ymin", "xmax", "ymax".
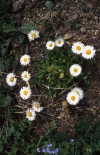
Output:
[
  {"xmin": 3, "ymin": 25, "xmax": 16, "ymax": 33},
  {"xmin": 45, "ymin": 1, "xmax": 54, "ymax": 9},
  {"xmin": 7, "ymin": 127, "xmax": 15, "ymax": 137},
  {"xmin": 1, "ymin": 48, "xmax": 6, "ymax": 56},
  {"xmin": 17, "ymin": 23, "xmax": 38, "ymax": 34},
  {"xmin": 3, "ymin": 23, "xmax": 38, "ymax": 34},
  {"xmin": 0, "ymin": 141, "xmax": 3, "ymax": 152},
  {"xmin": 0, "ymin": 94, "xmax": 12, "ymax": 108}
]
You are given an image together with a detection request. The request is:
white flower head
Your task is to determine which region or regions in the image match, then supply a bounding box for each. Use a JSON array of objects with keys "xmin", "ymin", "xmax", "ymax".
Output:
[
  {"xmin": 26, "ymin": 108, "xmax": 36, "ymax": 121},
  {"xmin": 6, "ymin": 73, "xmax": 17, "ymax": 87},
  {"xmin": 72, "ymin": 42, "xmax": 84, "ymax": 55},
  {"xmin": 55, "ymin": 38, "xmax": 64, "ymax": 47},
  {"xmin": 20, "ymin": 86, "xmax": 32, "ymax": 100},
  {"xmin": 71, "ymin": 87, "xmax": 84, "ymax": 100},
  {"xmin": 82, "ymin": 45, "xmax": 96, "ymax": 59},
  {"xmin": 21, "ymin": 71, "xmax": 31, "ymax": 82},
  {"xmin": 66, "ymin": 91, "xmax": 80, "ymax": 105},
  {"xmin": 46, "ymin": 41, "xmax": 55, "ymax": 50},
  {"xmin": 32, "ymin": 101, "xmax": 43, "ymax": 112},
  {"xmin": 20, "ymin": 54, "xmax": 30, "ymax": 66},
  {"xmin": 28, "ymin": 30, "xmax": 40, "ymax": 41},
  {"xmin": 70, "ymin": 64, "xmax": 82, "ymax": 77}
]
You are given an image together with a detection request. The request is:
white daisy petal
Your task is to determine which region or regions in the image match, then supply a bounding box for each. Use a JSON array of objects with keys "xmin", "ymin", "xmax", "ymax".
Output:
[
  {"xmin": 32, "ymin": 101, "xmax": 43, "ymax": 112},
  {"xmin": 28, "ymin": 30, "xmax": 40, "ymax": 41},
  {"xmin": 6, "ymin": 73, "xmax": 17, "ymax": 87},
  {"xmin": 20, "ymin": 54, "xmax": 30, "ymax": 66},
  {"xmin": 70, "ymin": 64, "xmax": 82, "ymax": 77},
  {"xmin": 72, "ymin": 42, "xmax": 84, "ymax": 55},
  {"xmin": 66, "ymin": 91, "xmax": 80, "ymax": 105},
  {"xmin": 26, "ymin": 108, "xmax": 36, "ymax": 121},
  {"xmin": 21, "ymin": 71, "xmax": 31, "ymax": 82},
  {"xmin": 82, "ymin": 45, "xmax": 96, "ymax": 59},
  {"xmin": 71, "ymin": 87, "xmax": 84, "ymax": 100},
  {"xmin": 20, "ymin": 86, "xmax": 32, "ymax": 100},
  {"xmin": 55, "ymin": 38, "xmax": 64, "ymax": 47},
  {"xmin": 46, "ymin": 41, "xmax": 55, "ymax": 50}
]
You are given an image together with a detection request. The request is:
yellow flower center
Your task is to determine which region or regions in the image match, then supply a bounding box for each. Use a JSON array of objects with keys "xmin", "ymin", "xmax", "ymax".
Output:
[
  {"xmin": 76, "ymin": 46, "xmax": 81, "ymax": 51},
  {"xmin": 24, "ymin": 58, "xmax": 27, "ymax": 62},
  {"xmin": 31, "ymin": 33, "xmax": 36, "ymax": 38},
  {"xmin": 27, "ymin": 112, "xmax": 32, "ymax": 117},
  {"xmin": 58, "ymin": 40, "xmax": 61, "ymax": 44},
  {"xmin": 71, "ymin": 96, "xmax": 75, "ymax": 101},
  {"xmin": 24, "ymin": 74, "xmax": 28, "ymax": 78},
  {"xmin": 9, "ymin": 77, "xmax": 14, "ymax": 82},
  {"xmin": 35, "ymin": 103, "xmax": 39, "ymax": 108},
  {"xmin": 49, "ymin": 44, "xmax": 53, "ymax": 47},
  {"xmin": 86, "ymin": 50, "xmax": 91, "ymax": 55},
  {"xmin": 73, "ymin": 68, "xmax": 78, "ymax": 72},
  {"xmin": 23, "ymin": 90, "xmax": 28, "ymax": 95}
]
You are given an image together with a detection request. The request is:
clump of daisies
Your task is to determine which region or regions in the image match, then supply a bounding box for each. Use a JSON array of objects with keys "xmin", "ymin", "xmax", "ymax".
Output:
[
  {"xmin": 46, "ymin": 38, "xmax": 64, "ymax": 50},
  {"xmin": 19, "ymin": 54, "xmax": 32, "ymax": 100},
  {"xmin": 72, "ymin": 42, "xmax": 96, "ymax": 59},
  {"xmin": 66, "ymin": 87, "xmax": 84, "ymax": 105},
  {"xmin": 28, "ymin": 30, "xmax": 40, "ymax": 41},
  {"xmin": 26, "ymin": 101, "xmax": 43, "ymax": 121},
  {"xmin": 6, "ymin": 73, "xmax": 17, "ymax": 87}
]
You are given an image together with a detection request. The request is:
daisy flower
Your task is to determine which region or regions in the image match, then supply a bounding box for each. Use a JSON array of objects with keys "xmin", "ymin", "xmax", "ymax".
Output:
[
  {"xmin": 20, "ymin": 54, "xmax": 30, "ymax": 66},
  {"xmin": 26, "ymin": 108, "xmax": 36, "ymax": 121},
  {"xmin": 72, "ymin": 42, "xmax": 84, "ymax": 55},
  {"xmin": 55, "ymin": 38, "xmax": 64, "ymax": 47},
  {"xmin": 20, "ymin": 86, "xmax": 32, "ymax": 100},
  {"xmin": 70, "ymin": 64, "xmax": 82, "ymax": 77},
  {"xmin": 6, "ymin": 73, "xmax": 17, "ymax": 87},
  {"xmin": 28, "ymin": 30, "xmax": 40, "ymax": 41},
  {"xmin": 66, "ymin": 91, "xmax": 80, "ymax": 105},
  {"xmin": 32, "ymin": 101, "xmax": 43, "ymax": 112},
  {"xmin": 71, "ymin": 87, "xmax": 84, "ymax": 100},
  {"xmin": 21, "ymin": 71, "xmax": 31, "ymax": 82},
  {"xmin": 82, "ymin": 45, "xmax": 96, "ymax": 59},
  {"xmin": 46, "ymin": 41, "xmax": 55, "ymax": 50}
]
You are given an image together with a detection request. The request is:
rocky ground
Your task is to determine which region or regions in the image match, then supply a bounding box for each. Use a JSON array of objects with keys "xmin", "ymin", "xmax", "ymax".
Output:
[{"xmin": 10, "ymin": 0, "xmax": 100, "ymax": 135}]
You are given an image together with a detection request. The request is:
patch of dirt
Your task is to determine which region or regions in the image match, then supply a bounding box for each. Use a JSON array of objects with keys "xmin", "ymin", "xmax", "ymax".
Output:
[{"xmin": 9, "ymin": 0, "xmax": 100, "ymax": 135}]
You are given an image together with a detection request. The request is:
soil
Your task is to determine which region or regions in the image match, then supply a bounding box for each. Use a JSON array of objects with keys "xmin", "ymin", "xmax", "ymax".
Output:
[{"xmin": 9, "ymin": 0, "xmax": 100, "ymax": 136}]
